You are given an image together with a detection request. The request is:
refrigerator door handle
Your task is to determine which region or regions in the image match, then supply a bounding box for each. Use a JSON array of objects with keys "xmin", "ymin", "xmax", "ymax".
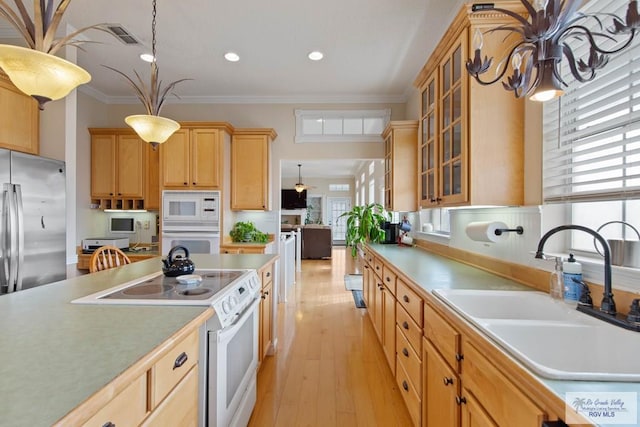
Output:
[
  {"xmin": 5, "ymin": 183, "xmax": 17, "ymax": 293},
  {"xmin": 14, "ymin": 184, "xmax": 24, "ymax": 292},
  {"xmin": 1, "ymin": 183, "xmax": 10, "ymax": 293}
]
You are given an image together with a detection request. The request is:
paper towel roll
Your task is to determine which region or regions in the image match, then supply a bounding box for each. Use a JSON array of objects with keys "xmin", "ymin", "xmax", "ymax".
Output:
[{"xmin": 465, "ymin": 221, "xmax": 509, "ymax": 243}]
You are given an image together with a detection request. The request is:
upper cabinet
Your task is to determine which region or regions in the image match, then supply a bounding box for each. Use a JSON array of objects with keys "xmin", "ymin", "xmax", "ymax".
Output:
[
  {"xmin": 383, "ymin": 120, "xmax": 418, "ymax": 212},
  {"xmin": 0, "ymin": 72, "xmax": 39, "ymax": 154},
  {"xmin": 89, "ymin": 129, "xmax": 158, "ymax": 210},
  {"xmin": 415, "ymin": 3, "xmax": 525, "ymax": 208},
  {"xmin": 231, "ymin": 129, "xmax": 277, "ymax": 211},
  {"xmin": 160, "ymin": 123, "xmax": 233, "ymax": 190}
]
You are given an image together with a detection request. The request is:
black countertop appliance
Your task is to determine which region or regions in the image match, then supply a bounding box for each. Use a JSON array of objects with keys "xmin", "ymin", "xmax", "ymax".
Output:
[{"xmin": 382, "ymin": 222, "xmax": 399, "ymax": 244}]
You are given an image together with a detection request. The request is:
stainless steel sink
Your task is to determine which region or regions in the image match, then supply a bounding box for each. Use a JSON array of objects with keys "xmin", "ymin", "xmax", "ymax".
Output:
[{"xmin": 433, "ymin": 289, "xmax": 640, "ymax": 381}]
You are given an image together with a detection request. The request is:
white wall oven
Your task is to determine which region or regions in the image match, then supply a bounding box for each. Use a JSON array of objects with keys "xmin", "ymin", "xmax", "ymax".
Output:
[{"xmin": 162, "ymin": 190, "xmax": 220, "ymax": 255}]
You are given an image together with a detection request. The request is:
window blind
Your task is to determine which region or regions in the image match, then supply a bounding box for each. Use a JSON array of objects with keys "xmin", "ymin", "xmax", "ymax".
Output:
[{"xmin": 542, "ymin": 0, "xmax": 640, "ymax": 203}]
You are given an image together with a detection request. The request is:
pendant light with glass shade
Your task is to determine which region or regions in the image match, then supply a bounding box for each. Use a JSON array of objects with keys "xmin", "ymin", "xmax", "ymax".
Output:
[
  {"xmin": 0, "ymin": 0, "xmax": 105, "ymax": 110},
  {"xmin": 105, "ymin": 0, "xmax": 190, "ymax": 149}
]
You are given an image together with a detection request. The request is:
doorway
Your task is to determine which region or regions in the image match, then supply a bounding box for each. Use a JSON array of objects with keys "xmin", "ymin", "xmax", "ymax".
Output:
[{"xmin": 328, "ymin": 197, "xmax": 351, "ymax": 245}]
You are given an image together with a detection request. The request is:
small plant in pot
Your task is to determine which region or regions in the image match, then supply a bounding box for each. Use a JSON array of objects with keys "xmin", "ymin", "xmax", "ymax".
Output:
[
  {"xmin": 230, "ymin": 221, "xmax": 269, "ymax": 243},
  {"xmin": 339, "ymin": 203, "xmax": 389, "ymax": 257}
]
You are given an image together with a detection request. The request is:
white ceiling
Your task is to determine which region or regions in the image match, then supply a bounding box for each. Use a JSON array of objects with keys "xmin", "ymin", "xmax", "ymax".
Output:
[{"xmin": 0, "ymin": 0, "xmax": 466, "ymax": 177}]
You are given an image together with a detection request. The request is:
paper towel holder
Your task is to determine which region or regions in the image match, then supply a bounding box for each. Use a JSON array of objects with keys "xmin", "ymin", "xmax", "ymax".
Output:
[{"xmin": 494, "ymin": 226, "xmax": 524, "ymax": 236}]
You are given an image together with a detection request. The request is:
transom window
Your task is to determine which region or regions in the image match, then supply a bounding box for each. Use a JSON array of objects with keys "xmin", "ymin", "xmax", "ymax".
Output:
[{"xmin": 295, "ymin": 109, "xmax": 390, "ymax": 143}]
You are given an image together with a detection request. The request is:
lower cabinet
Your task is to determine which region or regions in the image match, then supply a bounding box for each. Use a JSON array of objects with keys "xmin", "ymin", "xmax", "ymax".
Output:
[
  {"xmin": 460, "ymin": 390, "xmax": 497, "ymax": 427},
  {"xmin": 71, "ymin": 327, "xmax": 201, "ymax": 427},
  {"xmin": 259, "ymin": 262, "xmax": 275, "ymax": 363},
  {"xmin": 423, "ymin": 337, "xmax": 460, "ymax": 427}
]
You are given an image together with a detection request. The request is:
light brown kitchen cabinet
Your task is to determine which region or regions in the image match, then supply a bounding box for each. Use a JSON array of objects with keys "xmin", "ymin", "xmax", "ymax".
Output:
[
  {"xmin": 90, "ymin": 129, "xmax": 152, "ymax": 209},
  {"xmin": 258, "ymin": 262, "xmax": 275, "ymax": 364},
  {"xmin": 161, "ymin": 124, "xmax": 231, "ymax": 190},
  {"xmin": 382, "ymin": 120, "xmax": 418, "ymax": 212},
  {"xmin": 231, "ymin": 129, "xmax": 277, "ymax": 210},
  {"xmin": 415, "ymin": 3, "xmax": 525, "ymax": 207},
  {"xmin": 382, "ymin": 274, "xmax": 396, "ymax": 374},
  {"xmin": 423, "ymin": 337, "xmax": 460, "ymax": 427},
  {"xmin": 0, "ymin": 72, "xmax": 39, "ymax": 155},
  {"xmin": 460, "ymin": 390, "xmax": 497, "ymax": 427}
]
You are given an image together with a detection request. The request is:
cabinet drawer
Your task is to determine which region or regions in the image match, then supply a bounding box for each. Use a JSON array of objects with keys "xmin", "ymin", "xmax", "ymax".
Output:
[
  {"xmin": 82, "ymin": 373, "xmax": 147, "ymax": 427},
  {"xmin": 396, "ymin": 304, "xmax": 422, "ymax": 355},
  {"xmin": 373, "ymin": 257, "xmax": 384, "ymax": 279},
  {"xmin": 152, "ymin": 329, "xmax": 199, "ymax": 407},
  {"xmin": 396, "ymin": 278, "xmax": 423, "ymax": 327},
  {"xmin": 382, "ymin": 265, "xmax": 397, "ymax": 295},
  {"xmin": 463, "ymin": 339, "xmax": 545, "ymax": 427},
  {"xmin": 396, "ymin": 357, "xmax": 421, "ymax": 427},
  {"xmin": 396, "ymin": 326, "xmax": 422, "ymax": 396},
  {"xmin": 143, "ymin": 366, "xmax": 198, "ymax": 427},
  {"xmin": 424, "ymin": 302, "xmax": 460, "ymax": 371}
]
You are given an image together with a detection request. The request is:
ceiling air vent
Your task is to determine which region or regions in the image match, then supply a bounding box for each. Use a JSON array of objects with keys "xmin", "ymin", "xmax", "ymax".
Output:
[{"xmin": 106, "ymin": 24, "xmax": 140, "ymax": 45}]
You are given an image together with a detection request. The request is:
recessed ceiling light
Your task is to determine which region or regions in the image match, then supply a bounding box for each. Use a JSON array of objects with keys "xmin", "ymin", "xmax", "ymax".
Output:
[
  {"xmin": 140, "ymin": 53, "xmax": 154, "ymax": 63},
  {"xmin": 224, "ymin": 52, "xmax": 240, "ymax": 62},
  {"xmin": 308, "ymin": 51, "xmax": 324, "ymax": 61}
]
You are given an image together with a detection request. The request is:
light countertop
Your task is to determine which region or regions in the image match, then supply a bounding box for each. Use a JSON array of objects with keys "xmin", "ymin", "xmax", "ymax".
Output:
[
  {"xmin": 0, "ymin": 254, "xmax": 277, "ymax": 427},
  {"xmin": 368, "ymin": 243, "xmax": 640, "ymax": 427}
]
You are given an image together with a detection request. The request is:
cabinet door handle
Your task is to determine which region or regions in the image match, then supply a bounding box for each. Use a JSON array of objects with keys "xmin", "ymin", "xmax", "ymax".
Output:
[
  {"xmin": 193, "ymin": 182, "xmax": 196, "ymax": 185},
  {"xmin": 402, "ymin": 381, "xmax": 409, "ymax": 392},
  {"xmin": 455, "ymin": 353, "xmax": 464, "ymax": 362},
  {"xmin": 184, "ymin": 182, "xmax": 188, "ymax": 185},
  {"xmin": 402, "ymin": 321, "xmax": 409, "ymax": 330},
  {"xmin": 443, "ymin": 377, "xmax": 454, "ymax": 386},
  {"xmin": 102, "ymin": 423, "xmax": 116, "ymax": 427},
  {"xmin": 385, "ymin": 277, "xmax": 390, "ymax": 282},
  {"xmin": 455, "ymin": 396, "xmax": 467, "ymax": 405},
  {"xmin": 264, "ymin": 291, "xmax": 269, "ymax": 296},
  {"xmin": 402, "ymin": 348, "xmax": 409, "ymax": 357},
  {"xmin": 403, "ymin": 295, "xmax": 409, "ymax": 303},
  {"xmin": 261, "ymin": 293, "xmax": 267, "ymax": 300},
  {"xmin": 173, "ymin": 352, "xmax": 188, "ymax": 370},
  {"xmin": 266, "ymin": 271, "xmax": 271, "ymax": 278}
]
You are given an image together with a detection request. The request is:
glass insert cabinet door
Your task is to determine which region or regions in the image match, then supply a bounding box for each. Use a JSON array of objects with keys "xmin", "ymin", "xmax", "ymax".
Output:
[
  {"xmin": 439, "ymin": 35, "xmax": 465, "ymax": 205},
  {"xmin": 419, "ymin": 74, "xmax": 438, "ymax": 207}
]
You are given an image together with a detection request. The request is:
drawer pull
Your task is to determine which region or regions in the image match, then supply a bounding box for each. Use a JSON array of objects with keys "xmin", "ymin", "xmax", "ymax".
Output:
[
  {"xmin": 455, "ymin": 353, "xmax": 464, "ymax": 362},
  {"xmin": 402, "ymin": 348, "xmax": 409, "ymax": 357},
  {"xmin": 402, "ymin": 380, "xmax": 409, "ymax": 391},
  {"xmin": 173, "ymin": 352, "xmax": 188, "ymax": 370},
  {"xmin": 403, "ymin": 295, "xmax": 409, "ymax": 303},
  {"xmin": 443, "ymin": 377, "xmax": 454, "ymax": 386},
  {"xmin": 266, "ymin": 271, "xmax": 271, "ymax": 278},
  {"xmin": 402, "ymin": 321, "xmax": 409, "ymax": 330},
  {"xmin": 376, "ymin": 265, "xmax": 380, "ymax": 270},
  {"xmin": 456, "ymin": 396, "xmax": 467, "ymax": 405},
  {"xmin": 103, "ymin": 422, "xmax": 116, "ymax": 427}
]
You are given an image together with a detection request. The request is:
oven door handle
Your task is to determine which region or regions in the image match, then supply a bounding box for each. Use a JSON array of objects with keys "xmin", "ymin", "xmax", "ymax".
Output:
[{"xmin": 216, "ymin": 297, "xmax": 261, "ymax": 343}]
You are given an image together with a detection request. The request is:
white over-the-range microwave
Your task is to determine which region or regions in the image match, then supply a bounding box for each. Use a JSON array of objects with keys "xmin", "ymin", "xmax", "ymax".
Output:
[{"xmin": 162, "ymin": 190, "xmax": 220, "ymax": 232}]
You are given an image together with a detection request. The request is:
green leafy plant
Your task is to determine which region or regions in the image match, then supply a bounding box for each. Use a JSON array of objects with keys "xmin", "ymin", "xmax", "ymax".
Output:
[
  {"xmin": 339, "ymin": 203, "xmax": 389, "ymax": 257},
  {"xmin": 230, "ymin": 221, "xmax": 269, "ymax": 243}
]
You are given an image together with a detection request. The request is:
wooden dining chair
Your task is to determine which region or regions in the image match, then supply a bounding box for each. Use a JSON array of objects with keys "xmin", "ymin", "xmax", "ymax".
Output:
[{"xmin": 89, "ymin": 245, "xmax": 132, "ymax": 273}]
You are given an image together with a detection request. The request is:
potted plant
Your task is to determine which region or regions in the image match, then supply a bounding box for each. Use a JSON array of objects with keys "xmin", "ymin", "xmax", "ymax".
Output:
[
  {"xmin": 230, "ymin": 221, "xmax": 269, "ymax": 243},
  {"xmin": 339, "ymin": 203, "xmax": 389, "ymax": 257}
]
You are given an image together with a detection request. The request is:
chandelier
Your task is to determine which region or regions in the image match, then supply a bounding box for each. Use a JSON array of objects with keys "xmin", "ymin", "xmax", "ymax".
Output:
[
  {"xmin": 295, "ymin": 164, "xmax": 306, "ymax": 193},
  {"xmin": 465, "ymin": 0, "xmax": 640, "ymax": 102},
  {"xmin": 106, "ymin": 0, "xmax": 189, "ymax": 149},
  {"xmin": 0, "ymin": 0, "xmax": 102, "ymax": 109}
]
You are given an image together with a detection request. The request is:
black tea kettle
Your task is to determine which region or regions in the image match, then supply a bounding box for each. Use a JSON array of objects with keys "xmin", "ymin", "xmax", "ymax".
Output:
[{"xmin": 162, "ymin": 246, "xmax": 195, "ymax": 277}]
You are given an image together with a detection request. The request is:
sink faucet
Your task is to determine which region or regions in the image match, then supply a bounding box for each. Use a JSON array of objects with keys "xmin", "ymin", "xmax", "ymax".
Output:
[{"xmin": 535, "ymin": 224, "xmax": 616, "ymax": 315}]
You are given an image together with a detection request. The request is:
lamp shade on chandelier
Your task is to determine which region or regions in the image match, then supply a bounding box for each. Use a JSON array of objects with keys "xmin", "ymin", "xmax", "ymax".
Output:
[
  {"xmin": 106, "ymin": 0, "xmax": 189, "ymax": 149},
  {"xmin": 465, "ymin": 0, "xmax": 640, "ymax": 102},
  {"xmin": 0, "ymin": 0, "xmax": 103, "ymax": 109}
]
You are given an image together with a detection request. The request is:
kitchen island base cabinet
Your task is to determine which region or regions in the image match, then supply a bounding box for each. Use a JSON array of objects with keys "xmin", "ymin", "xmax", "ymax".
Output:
[
  {"xmin": 81, "ymin": 373, "xmax": 147, "ymax": 427},
  {"xmin": 259, "ymin": 262, "xmax": 275, "ymax": 364},
  {"xmin": 142, "ymin": 366, "xmax": 198, "ymax": 427}
]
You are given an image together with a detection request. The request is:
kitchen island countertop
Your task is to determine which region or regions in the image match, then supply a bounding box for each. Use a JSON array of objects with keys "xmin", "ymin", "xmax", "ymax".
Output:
[{"xmin": 0, "ymin": 253, "xmax": 277, "ymax": 427}]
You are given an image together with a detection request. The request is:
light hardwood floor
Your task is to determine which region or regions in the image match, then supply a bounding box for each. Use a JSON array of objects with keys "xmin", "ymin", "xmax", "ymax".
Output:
[{"xmin": 249, "ymin": 247, "xmax": 413, "ymax": 427}]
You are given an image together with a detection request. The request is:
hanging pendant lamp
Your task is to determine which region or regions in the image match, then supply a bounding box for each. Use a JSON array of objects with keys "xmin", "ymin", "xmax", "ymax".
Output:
[
  {"xmin": 0, "ymin": 1, "xmax": 103, "ymax": 110},
  {"xmin": 106, "ymin": 0, "xmax": 190, "ymax": 149},
  {"xmin": 295, "ymin": 164, "xmax": 306, "ymax": 193}
]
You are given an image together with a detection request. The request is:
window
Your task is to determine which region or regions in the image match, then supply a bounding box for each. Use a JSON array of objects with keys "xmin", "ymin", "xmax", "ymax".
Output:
[
  {"xmin": 542, "ymin": 0, "xmax": 640, "ymax": 253},
  {"xmin": 295, "ymin": 109, "xmax": 391, "ymax": 143},
  {"xmin": 329, "ymin": 184, "xmax": 350, "ymax": 192}
]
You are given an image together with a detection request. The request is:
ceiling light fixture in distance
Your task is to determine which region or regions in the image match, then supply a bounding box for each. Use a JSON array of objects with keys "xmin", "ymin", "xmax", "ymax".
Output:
[
  {"xmin": 308, "ymin": 51, "xmax": 324, "ymax": 61},
  {"xmin": 224, "ymin": 52, "xmax": 240, "ymax": 62}
]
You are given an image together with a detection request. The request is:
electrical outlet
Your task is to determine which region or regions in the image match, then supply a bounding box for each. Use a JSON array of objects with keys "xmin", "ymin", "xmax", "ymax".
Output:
[{"xmin": 144, "ymin": 220, "xmax": 150, "ymax": 230}]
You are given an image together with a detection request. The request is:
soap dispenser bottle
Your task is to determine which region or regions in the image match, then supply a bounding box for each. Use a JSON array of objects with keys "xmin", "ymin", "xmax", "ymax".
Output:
[
  {"xmin": 562, "ymin": 253, "xmax": 582, "ymax": 305},
  {"xmin": 549, "ymin": 257, "xmax": 563, "ymax": 300}
]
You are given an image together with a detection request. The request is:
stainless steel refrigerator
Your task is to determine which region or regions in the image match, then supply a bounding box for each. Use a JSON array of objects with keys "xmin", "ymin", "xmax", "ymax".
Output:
[{"xmin": 0, "ymin": 149, "xmax": 66, "ymax": 294}]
